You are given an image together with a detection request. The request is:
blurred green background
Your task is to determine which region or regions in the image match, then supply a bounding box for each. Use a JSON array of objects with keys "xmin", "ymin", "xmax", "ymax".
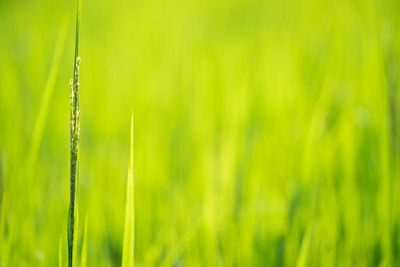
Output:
[{"xmin": 1, "ymin": 0, "xmax": 400, "ymax": 265}]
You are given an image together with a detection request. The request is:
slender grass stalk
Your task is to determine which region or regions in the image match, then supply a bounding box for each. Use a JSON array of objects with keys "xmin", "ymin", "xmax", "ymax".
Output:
[
  {"xmin": 122, "ymin": 113, "xmax": 134, "ymax": 267},
  {"xmin": 68, "ymin": 0, "xmax": 81, "ymax": 266}
]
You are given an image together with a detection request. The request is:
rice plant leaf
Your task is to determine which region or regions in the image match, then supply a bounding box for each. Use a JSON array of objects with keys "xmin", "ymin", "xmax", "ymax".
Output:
[
  {"xmin": 68, "ymin": 0, "xmax": 82, "ymax": 266},
  {"xmin": 122, "ymin": 112, "xmax": 134, "ymax": 267}
]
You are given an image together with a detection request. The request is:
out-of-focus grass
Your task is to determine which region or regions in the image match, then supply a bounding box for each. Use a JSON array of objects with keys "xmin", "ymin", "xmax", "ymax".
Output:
[
  {"xmin": 0, "ymin": 0, "xmax": 400, "ymax": 266},
  {"xmin": 122, "ymin": 113, "xmax": 134, "ymax": 267}
]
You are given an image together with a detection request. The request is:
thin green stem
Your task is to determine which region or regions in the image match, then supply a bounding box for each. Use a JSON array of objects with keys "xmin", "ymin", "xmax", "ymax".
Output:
[{"xmin": 68, "ymin": 0, "xmax": 81, "ymax": 266}]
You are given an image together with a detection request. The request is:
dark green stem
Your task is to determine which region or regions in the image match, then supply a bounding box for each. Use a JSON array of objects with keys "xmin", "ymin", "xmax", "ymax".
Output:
[{"xmin": 68, "ymin": 0, "xmax": 81, "ymax": 266}]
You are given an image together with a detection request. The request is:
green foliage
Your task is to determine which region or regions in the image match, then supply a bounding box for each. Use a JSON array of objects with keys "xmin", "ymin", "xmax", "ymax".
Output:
[
  {"xmin": 1, "ymin": 0, "xmax": 400, "ymax": 265},
  {"xmin": 68, "ymin": 0, "xmax": 82, "ymax": 266},
  {"xmin": 122, "ymin": 113, "xmax": 135, "ymax": 267}
]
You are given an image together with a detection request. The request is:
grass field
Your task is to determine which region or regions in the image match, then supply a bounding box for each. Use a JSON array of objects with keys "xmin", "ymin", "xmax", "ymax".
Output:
[{"xmin": 1, "ymin": 0, "xmax": 400, "ymax": 265}]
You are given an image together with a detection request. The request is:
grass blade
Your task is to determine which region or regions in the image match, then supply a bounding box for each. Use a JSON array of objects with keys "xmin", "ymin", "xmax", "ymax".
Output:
[
  {"xmin": 68, "ymin": 0, "xmax": 82, "ymax": 266},
  {"xmin": 122, "ymin": 113, "xmax": 134, "ymax": 267}
]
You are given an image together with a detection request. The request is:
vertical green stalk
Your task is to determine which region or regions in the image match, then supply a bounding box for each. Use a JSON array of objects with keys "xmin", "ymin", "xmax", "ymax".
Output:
[
  {"xmin": 68, "ymin": 0, "xmax": 81, "ymax": 266},
  {"xmin": 122, "ymin": 113, "xmax": 134, "ymax": 267}
]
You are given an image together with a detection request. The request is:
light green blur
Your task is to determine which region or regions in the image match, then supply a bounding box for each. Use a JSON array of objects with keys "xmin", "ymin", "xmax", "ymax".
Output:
[{"xmin": 0, "ymin": 0, "xmax": 400, "ymax": 265}]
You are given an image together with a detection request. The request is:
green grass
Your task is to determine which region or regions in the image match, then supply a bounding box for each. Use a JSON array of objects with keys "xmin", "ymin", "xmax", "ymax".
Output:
[
  {"xmin": 122, "ymin": 113, "xmax": 135, "ymax": 267},
  {"xmin": 1, "ymin": 0, "xmax": 400, "ymax": 265},
  {"xmin": 68, "ymin": 0, "xmax": 82, "ymax": 266}
]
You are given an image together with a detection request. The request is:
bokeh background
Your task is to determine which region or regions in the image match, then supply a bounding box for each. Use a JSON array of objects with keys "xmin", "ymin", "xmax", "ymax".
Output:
[{"xmin": 1, "ymin": 0, "xmax": 400, "ymax": 265}]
